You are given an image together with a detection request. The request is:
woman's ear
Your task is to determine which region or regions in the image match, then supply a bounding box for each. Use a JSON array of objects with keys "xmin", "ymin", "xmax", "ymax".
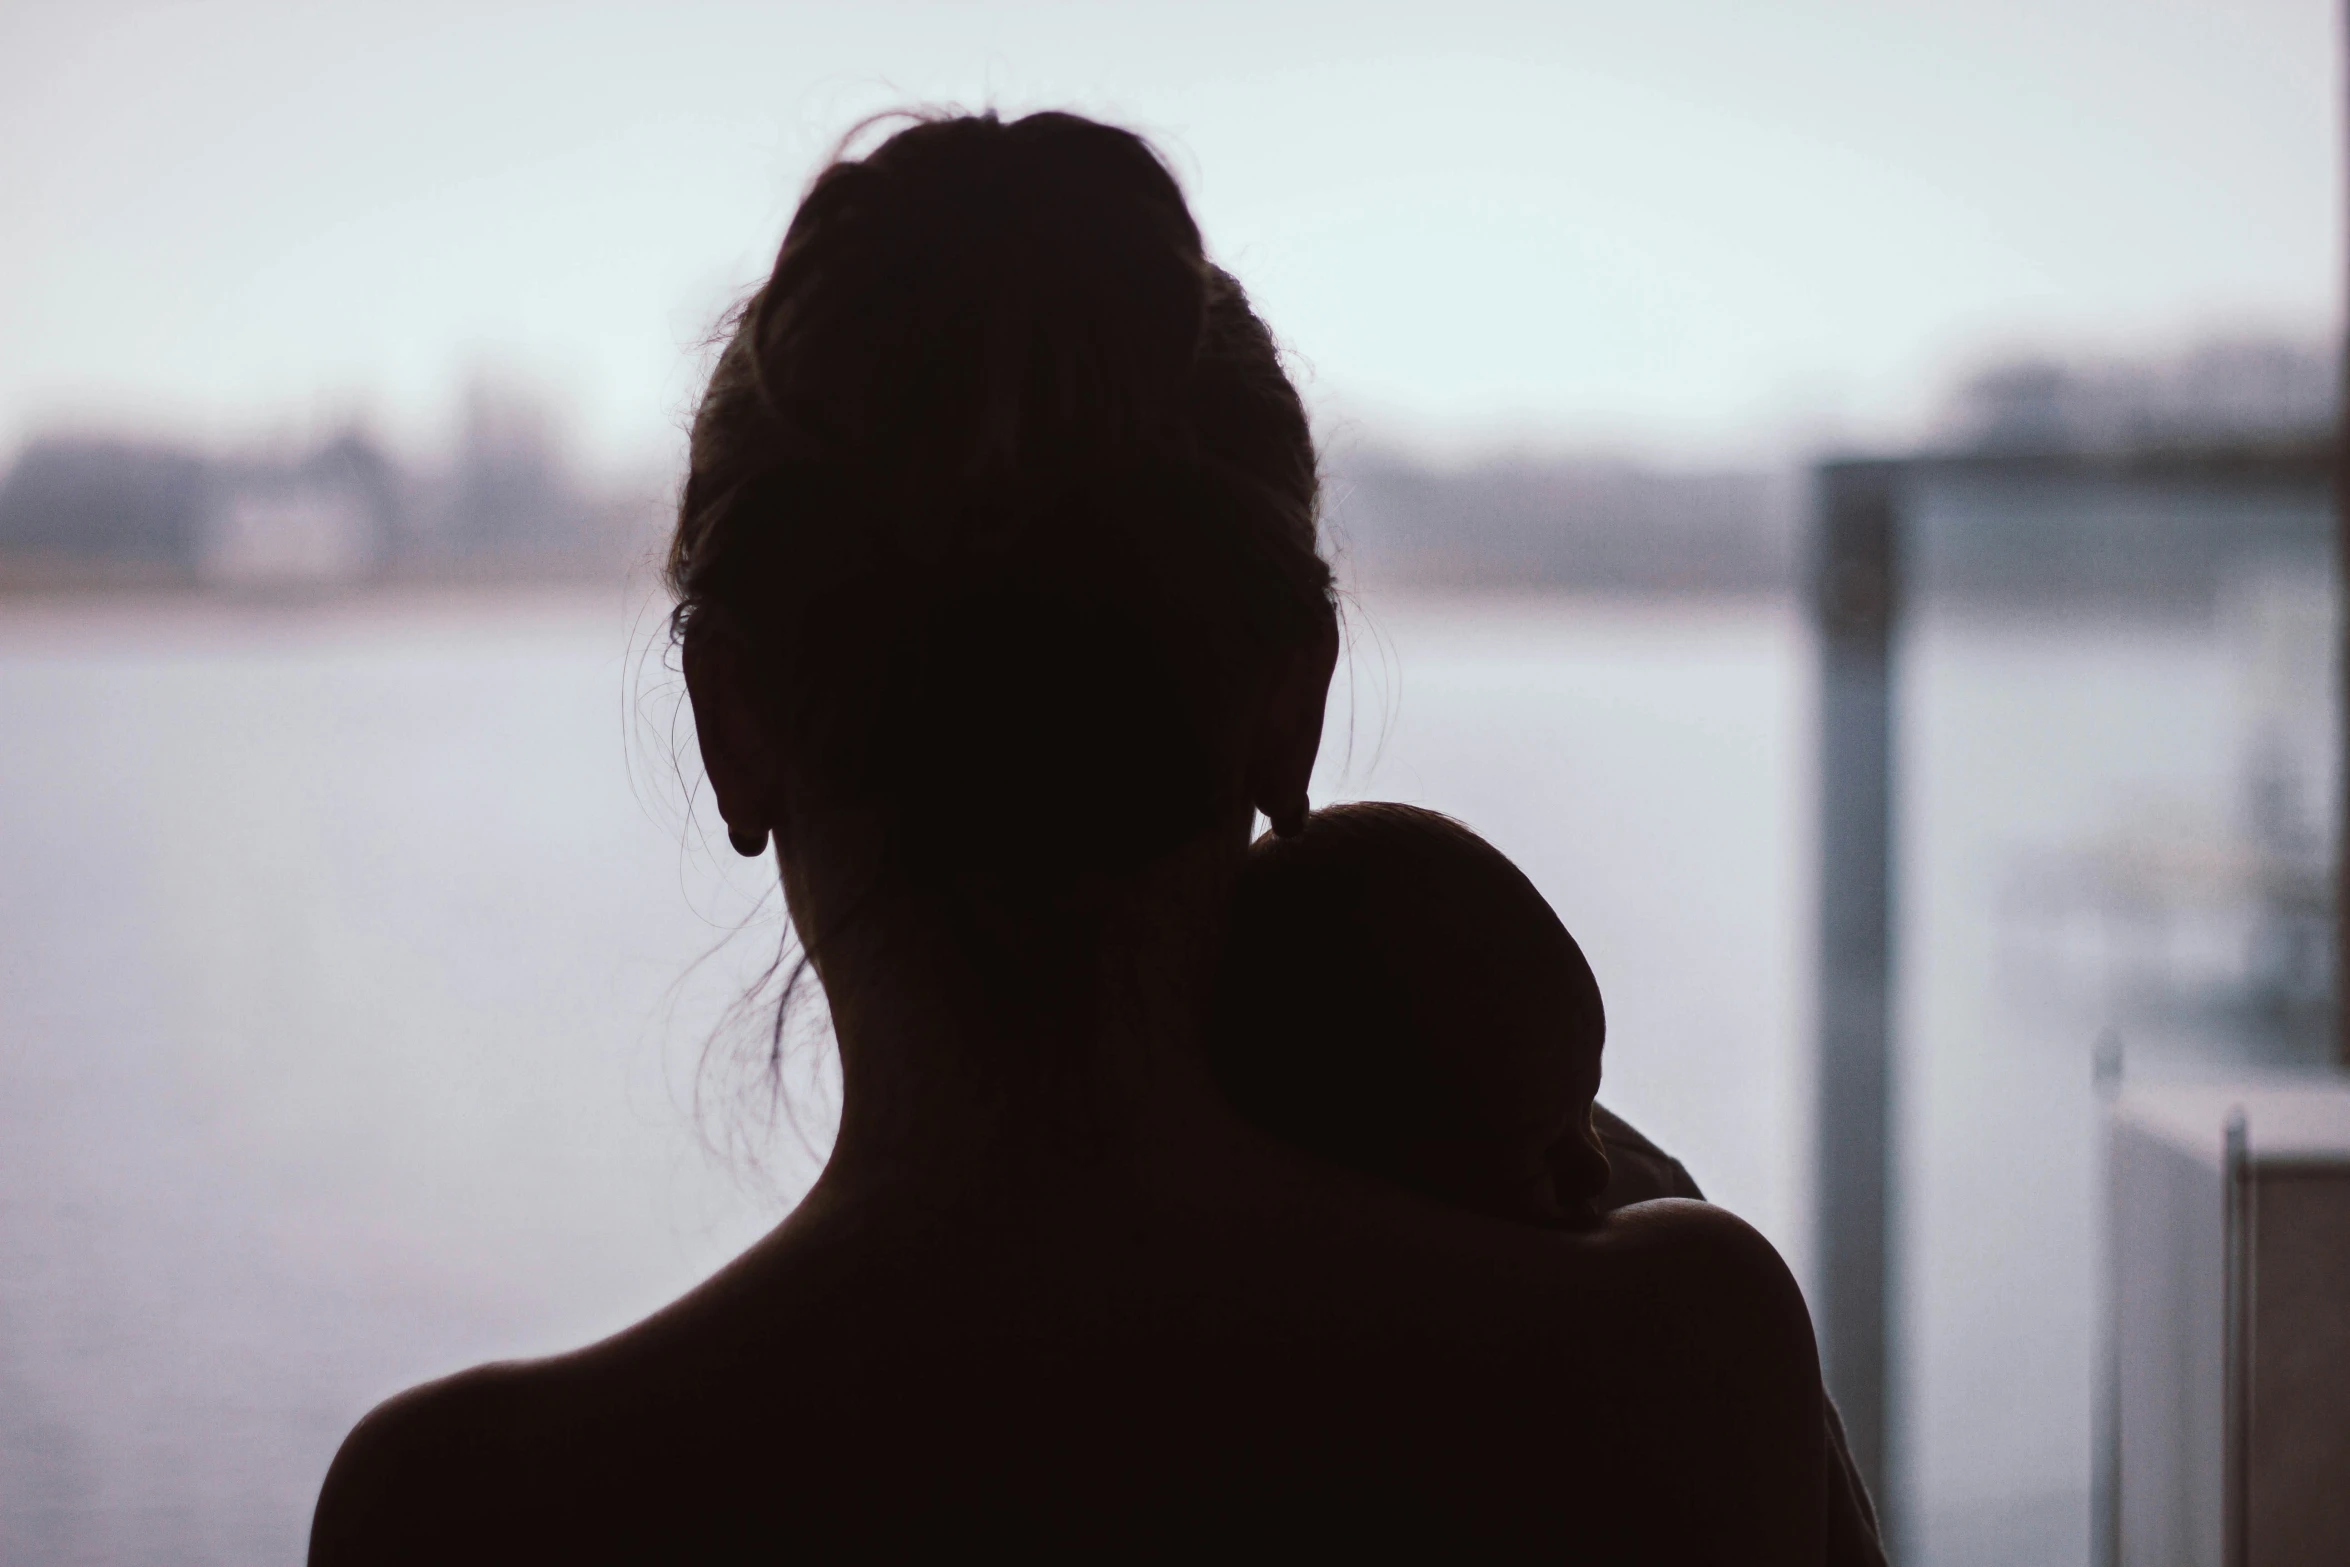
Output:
[
  {"xmin": 682, "ymin": 625, "xmax": 784, "ymax": 853},
  {"xmin": 1248, "ymin": 608, "xmax": 1340, "ymax": 837}
]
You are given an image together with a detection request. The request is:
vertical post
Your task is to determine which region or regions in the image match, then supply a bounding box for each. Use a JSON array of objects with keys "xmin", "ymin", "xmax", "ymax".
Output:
[
  {"xmin": 1813, "ymin": 460, "xmax": 1901, "ymax": 1524},
  {"xmin": 2338, "ymin": 0, "xmax": 2350, "ymax": 1070},
  {"xmin": 2221, "ymin": 1109, "xmax": 2252, "ymax": 1567},
  {"xmin": 2092, "ymin": 1032, "xmax": 2125, "ymax": 1567}
]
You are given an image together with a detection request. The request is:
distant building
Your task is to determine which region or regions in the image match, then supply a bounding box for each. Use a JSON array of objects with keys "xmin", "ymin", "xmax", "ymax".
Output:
[{"xmin": 201, "ymin": 433, "xmax": 401, "ymax": 588}]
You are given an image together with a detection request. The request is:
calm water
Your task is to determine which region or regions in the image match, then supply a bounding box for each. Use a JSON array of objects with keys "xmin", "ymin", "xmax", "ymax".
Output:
[{"xmin": 1, "ymin": 585, "xmax": 2295, "ymax": 1564}]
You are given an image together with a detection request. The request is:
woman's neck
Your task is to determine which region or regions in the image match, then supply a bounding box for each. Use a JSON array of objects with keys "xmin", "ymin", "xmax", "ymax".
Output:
[{"xmin": 799, "ymin": 832, "xmax": 1247, "ymax": 1209}]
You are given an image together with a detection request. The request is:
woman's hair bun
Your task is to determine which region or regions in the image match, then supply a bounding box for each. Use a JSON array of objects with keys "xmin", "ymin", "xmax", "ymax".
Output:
[{"xmin": 751, "ymin": 111, "xmax": 1210, "ymax": 514}]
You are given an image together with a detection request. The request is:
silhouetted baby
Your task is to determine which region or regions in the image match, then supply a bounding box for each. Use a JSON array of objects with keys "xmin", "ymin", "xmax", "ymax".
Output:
[
  {"xmin": 1209, "ymin": 801, "xmax": 1695, "ymax": 1229},
  {"xmin": 1209, "ymin": 800, "xmax": 1885, "ymax": 1564}
]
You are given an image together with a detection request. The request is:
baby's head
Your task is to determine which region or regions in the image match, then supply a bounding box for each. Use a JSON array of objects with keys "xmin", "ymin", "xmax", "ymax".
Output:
[{"xmin": 1208, "ymin": 803, "xmax": 1610, "ymax": 1227}]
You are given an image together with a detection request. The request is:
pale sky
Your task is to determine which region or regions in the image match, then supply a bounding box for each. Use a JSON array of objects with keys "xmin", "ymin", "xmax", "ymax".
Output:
[{"xmin": 0, "ymin": 0, "xmax": 2338, "ymax": 472}]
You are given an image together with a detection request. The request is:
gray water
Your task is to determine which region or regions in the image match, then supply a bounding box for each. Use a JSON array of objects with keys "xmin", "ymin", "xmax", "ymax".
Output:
[{"xmin": 0, "ymin": 586, "xmax": 2301, "ymax": 1564}]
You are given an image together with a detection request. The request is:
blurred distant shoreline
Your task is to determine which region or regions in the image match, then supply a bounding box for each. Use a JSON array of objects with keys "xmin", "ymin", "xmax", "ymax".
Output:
[
  {"xmin": 6, "ymin": 336, "xmax": 2332, "ymax": 606},
  {"xmin": 0, "ymin": 381, "xmax": 672, "ymax": 600}
]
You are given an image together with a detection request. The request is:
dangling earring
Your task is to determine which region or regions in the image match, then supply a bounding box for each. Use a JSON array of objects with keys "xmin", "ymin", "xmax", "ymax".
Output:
[{"xmin": 728, "ymin": 824, "xmax": 769, "ymax": 858}]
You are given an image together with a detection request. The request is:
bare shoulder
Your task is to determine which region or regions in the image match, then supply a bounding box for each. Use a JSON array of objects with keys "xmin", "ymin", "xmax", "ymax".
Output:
[
  {"xmin": 1576, "ymin": 1199, "xmax": 1819, "ymax": 1394},
  {"xmin": 309, "ymin": 1360, "xmax": 541, "ymax": 1567},
  {"xmin": 1277, "ymin": 1183, "xmax": 1827, "ymax": 1560},
  {"xmin": 1581, "ymin": 1198, "xmax": 1826, "ymax": 1560},
  {"xmin": 1601, "ymin": 1198, "xmax": 1810, "ymax": 1314}
]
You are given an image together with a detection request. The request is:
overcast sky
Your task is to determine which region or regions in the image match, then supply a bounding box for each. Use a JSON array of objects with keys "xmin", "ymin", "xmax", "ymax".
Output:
[{"xmin": 0, "ymin": 0, "xmax": 2338, "ymax": 470}]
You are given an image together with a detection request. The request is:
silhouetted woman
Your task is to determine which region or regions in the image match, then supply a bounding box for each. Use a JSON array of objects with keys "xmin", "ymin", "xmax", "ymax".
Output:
[{"xmin": 310, "ymin": 111, "xmax": 1823, "ymax": 1562}]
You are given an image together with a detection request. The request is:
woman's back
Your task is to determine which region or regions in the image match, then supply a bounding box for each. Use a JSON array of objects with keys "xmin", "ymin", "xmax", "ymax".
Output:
[{"xmin": 317, "ymin": 1121, "xmax": 1819, "ymax": 1560}]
